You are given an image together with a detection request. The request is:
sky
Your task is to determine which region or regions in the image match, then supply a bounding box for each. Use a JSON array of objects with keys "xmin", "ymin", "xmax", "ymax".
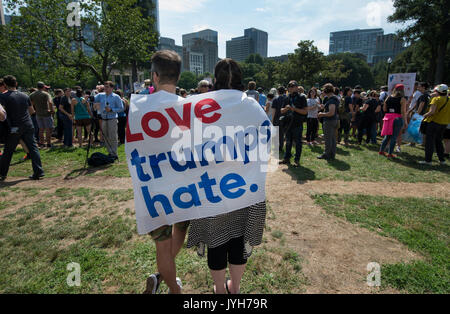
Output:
[{"xmin": 159, "ymin": 0, "xmax": 405, "ymax": 58}]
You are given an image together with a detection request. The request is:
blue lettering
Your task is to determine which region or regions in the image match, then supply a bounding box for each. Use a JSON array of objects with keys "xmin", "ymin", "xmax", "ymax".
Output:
[
  {"xmin": 149, "ymin": 153, "xmax": 167, "ymax": 179},
  {"xmin": 141, "ymin": 186, "xmax": 173, "ymax": 218},
  {"xmin": 198, "ymin": 172, "xmax": 222, "ymax": 203},
  {"xmin": 131, "ymin": 149, "xmax": 151, "ymax": 182},
  {"xmin": 173, "ymin": 184, "xmax": 201, "ymax": 209},
  {"xmin": 168, "ymin": 151, "xmax": 197, "ymax": 172},
  {"xmin": 220, "ymin": 173, "xmax": 246, "ymax": 199}
]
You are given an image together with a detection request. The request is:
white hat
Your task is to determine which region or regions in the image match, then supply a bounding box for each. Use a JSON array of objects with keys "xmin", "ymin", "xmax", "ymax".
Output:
[{"xmin": 434, "ymin": 84, "xmax": 448, "ymax": 93}]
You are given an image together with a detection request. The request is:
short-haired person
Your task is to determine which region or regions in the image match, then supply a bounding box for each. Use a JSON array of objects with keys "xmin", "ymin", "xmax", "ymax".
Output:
[
  {"xmin": 246, "ymin": 81, "xmax": 259, "ymax": 102},
  {"xmin": 379, "ymin": 84, "xmax": 408, "ymax": 158},
  {"xmin": 198, "ymin": 80, "xmax": 210, "ymax": 94},
  {"xmin": 415, "ymin": 82, "xmax": 431, "ymax": 116},
  {"xmin": 114, "ymin": 89, "xmax": 129, "ymax": 145},
  {"xmin": 265, "ymin": 93, "xmax": 275, "ymax": 120},
  {"xmin": 257, "ymin": 87, "xmax": 267, "ymax": 110},
  {"xmin": 271, "ymin": 86, "xmax": 288, "ymax": 151},
  {"xmin": 59, "ymin": 88, "xmax": 74, "ymax": 148},
  {"xmin": 140, "ymin": 79, "xmax": 155, "ymax": 95},
  {"xmin": 142, "ymin": 50, "xmax": 188, "ymax": 295},
  {"xmin": 419, "ymin": 84, "xmax": 449, "ymax": 165},
  {"xmin": 317, "ymin": 83, "xmax": 339, "ymax": 160},
  {"xmin": 280, "ymin": 80, "xmax": 310, "ymax": 167},
  {"xmin": 186, "ymin": 58, "xmax": 267, "ymax": 294},
  {"xmin": 93, "ymin": 81, "xmax": 124, "ymax": 159},
  {"xmin": 53, "ymin": 89, "xmax": 64, "ymax": 143},
  {"xmin": 0, "ymin": 75, "xmax": 44, "ymax": 181},
  {"xmin": 30, "ymin": 82, "xmax": 54, "ymax": 148},
  {"xmin": 338, "ymin": 87, "xmax": 353, "ymax": 146}
]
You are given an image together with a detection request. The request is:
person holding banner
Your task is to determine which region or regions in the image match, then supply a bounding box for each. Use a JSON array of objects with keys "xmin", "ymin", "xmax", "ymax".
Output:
[
  {"xmin": 139, "ymin": 51, "xmax": 188, "ymax": 294},
  {"xmin": 186, "ymin": 58, "xmax": 268, "ymax": 295}
]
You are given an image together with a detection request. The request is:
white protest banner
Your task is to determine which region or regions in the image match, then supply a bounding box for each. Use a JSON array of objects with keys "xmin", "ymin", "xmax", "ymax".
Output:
[
  {"xmin": 125, "ymin": 90, "xmax": 272, "ymax": 235},
  {"xmin": 388, "ymin": 73, "xmax": 417, "ymax": 97}
]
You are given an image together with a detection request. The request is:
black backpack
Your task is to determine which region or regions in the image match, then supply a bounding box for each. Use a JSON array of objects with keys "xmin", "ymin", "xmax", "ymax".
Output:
[{"xmin": 87, "ymin": 152, "xmax": 116, "ymax": 167}]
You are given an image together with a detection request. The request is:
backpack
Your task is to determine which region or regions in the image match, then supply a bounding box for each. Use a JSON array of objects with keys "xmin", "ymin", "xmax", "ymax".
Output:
[
  {"xmin": 338, "ymin": 97, "xmax": 350, "ymax": 120},
  {"xmin": 87, "ymin": 152, "xmax": 116, "ymax": 167}
]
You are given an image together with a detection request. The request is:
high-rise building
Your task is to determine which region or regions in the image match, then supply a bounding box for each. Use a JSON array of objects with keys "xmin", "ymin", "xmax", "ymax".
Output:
[
  {"xmin": 373, "ymin": 34, "xmax": 406, "ymax": 65},
  {"xmin": 226, "ymin": 28, "xmax": 268, "ymax": 62},
  {"xmin": 0, "ymin": 0, "xmax": 5, "ymax": 26},
  {"xmin": 136, "ymin": 0, "xmax": 160, "ymax": 35},
  {"xmin": 159, "ymin": 36, "xmax": 184, "ymax": 69},
  {"xmin": 329, "ymin": 28, "xmax": 384, "ymax": 64},
  {"xmin": 182, "ymin": 29, "xmax": 218, "ymax": 74}
]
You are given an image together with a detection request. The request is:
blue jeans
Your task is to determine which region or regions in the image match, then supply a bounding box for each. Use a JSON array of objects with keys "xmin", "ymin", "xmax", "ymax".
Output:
[
  {"xmin": 284, "ymin": 124, "xmax": 303, "ymax": 162},
  {"xmin": 61, "ymin": 114, "xmax": 73, "ymax": 147},
  {"xmin": 0, "ymin": 127, "xmax": 44, "ymax": 177},
  {"xmin": 380, "ymin": 118, "xmax": 403, "ymax": 154}
]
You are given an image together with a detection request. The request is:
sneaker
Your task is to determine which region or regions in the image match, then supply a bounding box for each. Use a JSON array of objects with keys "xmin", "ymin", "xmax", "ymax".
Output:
[
  {"xmin": 395, "ymin": 146, "xmax": 401, "ymax": 153},
  {"xmin": 378, "ymin": 151, "xmax": 387, "ymax": 156},
  {"xmin": 418, "ymin": 161, "xmax": 432, "ymax": 166},
  {"xmin": 293, "ymin": 161, "xmax": 300, "ymax": 167},
  {"xmin": 29, "ymin": 173, "xmax": 45, "ymax": 180},
  {"xmin": 0, "ymin": 176, "xmax": 6, "ymax": 182},
  {"xmin": 317, "ymin": 154, "xmax": 330, "ymax": 160},
  {"xmin": 143, "ymin": 273, "xmax": 161, "ymax": 294},
  {"xmin": 387, "ymin": 154, "xmax": 398, "ymax": 159},
  {"xmin": 439, "ymin": 160, "xmax": 447, "ymax": 166},
  {"xmin": 22, "ymin": 154, "xmax": 30, "ymax": 161}
]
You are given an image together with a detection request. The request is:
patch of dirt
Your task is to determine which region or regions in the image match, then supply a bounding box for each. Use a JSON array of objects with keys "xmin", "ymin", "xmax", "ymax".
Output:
[{"xmin": 265, "ymin": 166, "xmax": 424, "ymax": 294}]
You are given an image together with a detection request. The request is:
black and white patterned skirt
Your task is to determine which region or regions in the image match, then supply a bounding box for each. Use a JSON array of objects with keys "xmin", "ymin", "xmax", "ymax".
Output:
[{"xmin": 186, "ymin": 201, "xmax": 267, "ymax": 259}]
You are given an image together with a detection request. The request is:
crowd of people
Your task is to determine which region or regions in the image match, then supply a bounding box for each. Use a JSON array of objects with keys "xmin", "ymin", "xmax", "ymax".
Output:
[{"xmin": 0, "ymin": 51, "xmax": 449, "ymax": 295}]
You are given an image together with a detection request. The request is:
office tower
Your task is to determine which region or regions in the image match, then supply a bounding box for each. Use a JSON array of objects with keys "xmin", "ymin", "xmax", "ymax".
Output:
[
  {"xmin": 182, "ymin": 29, "xmax": 218, "ymax": 74},
  {"xmin": 373, "ymin": 34, "xmax": 406, "ymax": 65},
  {"xmin": 329, "ymin": 28, "xmax": 384, "ymax": 64},
  {"xmin": 226, "ymin": 28, "xmax": 268, "ymax": 62},
  {"xmin": 0, "ymin": 0, "xmax": 5, "ymax": 26},
  {"xmin": 136, "ymin": 0, "xmax": 160, "ymax": 35}
]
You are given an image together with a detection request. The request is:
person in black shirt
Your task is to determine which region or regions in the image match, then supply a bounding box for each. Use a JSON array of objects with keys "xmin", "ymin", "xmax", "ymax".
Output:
[
  {"xmin": 0, "ymin": 75, "xmax": 44, "ymax": 181},
  {"xmin": 338, "ymin": 87, "xmax": 353, "ymax": 146},
  {"xmin": 318, "ymin": 83, "xmax": 340, "ymax": 160},
  {"xmin": 280, "ymin": 81, "xmax": 310, "ymax": 167},
  {"xmin": 358, "ymin": 91, "xmax": 381, "ymax": 145},
  {"xmin": 415, "ymin": 83, "xmax": 430, "ymax": 116},
  {"xmin": 351, "ymin": 90, "xmax": 363, "ymax": 138},
  {"xmin": 53, "ymin": 89, "xmax": 64, "ymax": 142},
  {"xmin": 271, "ymin": 86, "xmax": 288, "ymax": 151},
  {"xmin": 59, "ymin": 88, "xmax": 74, "ymax": 147}
]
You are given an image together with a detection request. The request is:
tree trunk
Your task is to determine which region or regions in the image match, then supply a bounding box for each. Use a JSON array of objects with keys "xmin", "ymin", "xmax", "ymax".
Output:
[{"xmin": 434, "ymin": 38, "xmax": 448, "ymax": 84}]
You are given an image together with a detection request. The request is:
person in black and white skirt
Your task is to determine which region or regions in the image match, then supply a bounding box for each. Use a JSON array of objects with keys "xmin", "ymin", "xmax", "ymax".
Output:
[{"xmin": 186, "ymin": 58, "xmax": 267, "ymax": 294}]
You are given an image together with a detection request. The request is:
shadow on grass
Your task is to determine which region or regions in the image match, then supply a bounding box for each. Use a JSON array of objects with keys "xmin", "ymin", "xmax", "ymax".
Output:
[
  {"xmin": 390, "ymin": 152, "xmax": 450, "ymax": 173},
  {"xmin": 336, "ymin": 147, "xmax": 351, "ymax": 156},
  {"xmin": 282, "ymin": 165, "xmax": 316, "ymax": 182},
  {"xmin": 327, "ymin": 158, "xmax": 351, "ymax": 171},
  {"xmin": 65, "ymin": 164, "xmax": 113, "ymax": 180},
  {"xmin": 0, "ymin": 178, "xmax": 30, "ymax": 188}
]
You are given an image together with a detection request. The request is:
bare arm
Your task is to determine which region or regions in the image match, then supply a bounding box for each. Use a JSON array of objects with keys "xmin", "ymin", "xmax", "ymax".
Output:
[
  {"xmin": 401, "ymin": 98, "xmax": 408, "ymax": 126},
  {"xmin": 0, "ymin": 105, "xmax": 6, "ymax": 122}
]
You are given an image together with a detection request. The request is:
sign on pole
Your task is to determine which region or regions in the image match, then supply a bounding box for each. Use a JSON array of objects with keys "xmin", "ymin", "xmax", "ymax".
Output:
[{"xmin": 388, "ymin": 73, "xmax": 417, "ymax": 97}]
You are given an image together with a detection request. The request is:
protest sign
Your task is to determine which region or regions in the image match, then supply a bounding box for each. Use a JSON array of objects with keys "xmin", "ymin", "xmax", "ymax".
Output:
[
  {"xmin": 125, "ymin": 90, "xmax": 272, "ymax": 235},
  {"xmin": 388, "ymin": 73, "xmax": 417, "ymax": 97}
]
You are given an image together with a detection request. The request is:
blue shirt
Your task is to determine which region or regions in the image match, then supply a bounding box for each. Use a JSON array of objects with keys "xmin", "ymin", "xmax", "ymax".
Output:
[
  {"xmin": 259, "ymin": 93, "xmax": 267, "ymax": 109},
  {"xmin": 94, "ymin": 92, "xmax": 124, "ymax": 120}
]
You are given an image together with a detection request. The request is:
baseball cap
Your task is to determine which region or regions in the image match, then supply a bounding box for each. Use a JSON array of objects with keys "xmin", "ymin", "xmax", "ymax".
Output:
[
  {"xmin": 434, "ymin": 84, "xmax": 448, "ymax": 93},
  {"xmin": 394, "ymin": 84, "xmax": 405, "ymax": 91},
  {"xmin": 37, "ymin": 81, "xmax": 50, "ymax": 89},
  {"xmin": 288, "ymin": 80, "xmax": 298, "ymax": 88}
]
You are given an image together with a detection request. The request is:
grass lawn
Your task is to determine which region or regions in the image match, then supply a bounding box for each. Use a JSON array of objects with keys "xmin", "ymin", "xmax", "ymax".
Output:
[
  {"xmin": 312, "ymin": 194, "xmax": 449, "ymax": 294},
  {"xmin": 285, "ymin": 137, "xmax": 450, "ymax": 183},
  {"xmin": 0, "ymin": 186, "xmax": 307, "ymax": 294},
  {"xmin": 4, "ymin": 135, "xmax": 449, "ymax": 182}
]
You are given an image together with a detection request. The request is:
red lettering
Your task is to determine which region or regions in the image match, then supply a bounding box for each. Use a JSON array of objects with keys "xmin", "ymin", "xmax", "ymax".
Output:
[
  {"xmin": 194, "ymin": 99, "xmax": 222, "ymax": 124},
  {"xmin": 141, "ymin": 112, "xmax": 170, "ymax": 138},
  {"xmin": 126, "ymin": 115, "xmax": 144, "ymax": 143},
  {"xmin": 165, "ymin": 102, "xmax": 191, "ymax": 131}
]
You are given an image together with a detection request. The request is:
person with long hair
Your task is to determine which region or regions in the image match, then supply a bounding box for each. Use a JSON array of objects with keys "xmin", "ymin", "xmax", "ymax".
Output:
[
  {"xmin": 306, "ymin": 88, "xmax": 319, "ymax": 145},
  {"xmin": 186, "ymin": 58, "xmax": 267, "ymax": 294},
  {"xmin": 71, "ymin": 89, "xmax": 93, "ymax": 148},
  {"xmin": 379, "ymin": 84, "xmax": 408, "ymax": 158}
]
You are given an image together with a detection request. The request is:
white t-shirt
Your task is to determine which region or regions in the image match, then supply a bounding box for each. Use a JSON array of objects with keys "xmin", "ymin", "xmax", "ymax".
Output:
[
  {"xmin": 307, "ymin": 98, "xmax": 319, "ymax": 118},
  {"xmin": 409, "ymin": 90, "xmax": 423, "ymax": 111}
]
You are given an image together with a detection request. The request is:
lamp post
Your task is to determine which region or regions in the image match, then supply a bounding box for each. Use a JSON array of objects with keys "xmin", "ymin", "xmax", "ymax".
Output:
[{"xmin": 387, "ymin": 57, "xmax": 393, "ymax": 84}]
